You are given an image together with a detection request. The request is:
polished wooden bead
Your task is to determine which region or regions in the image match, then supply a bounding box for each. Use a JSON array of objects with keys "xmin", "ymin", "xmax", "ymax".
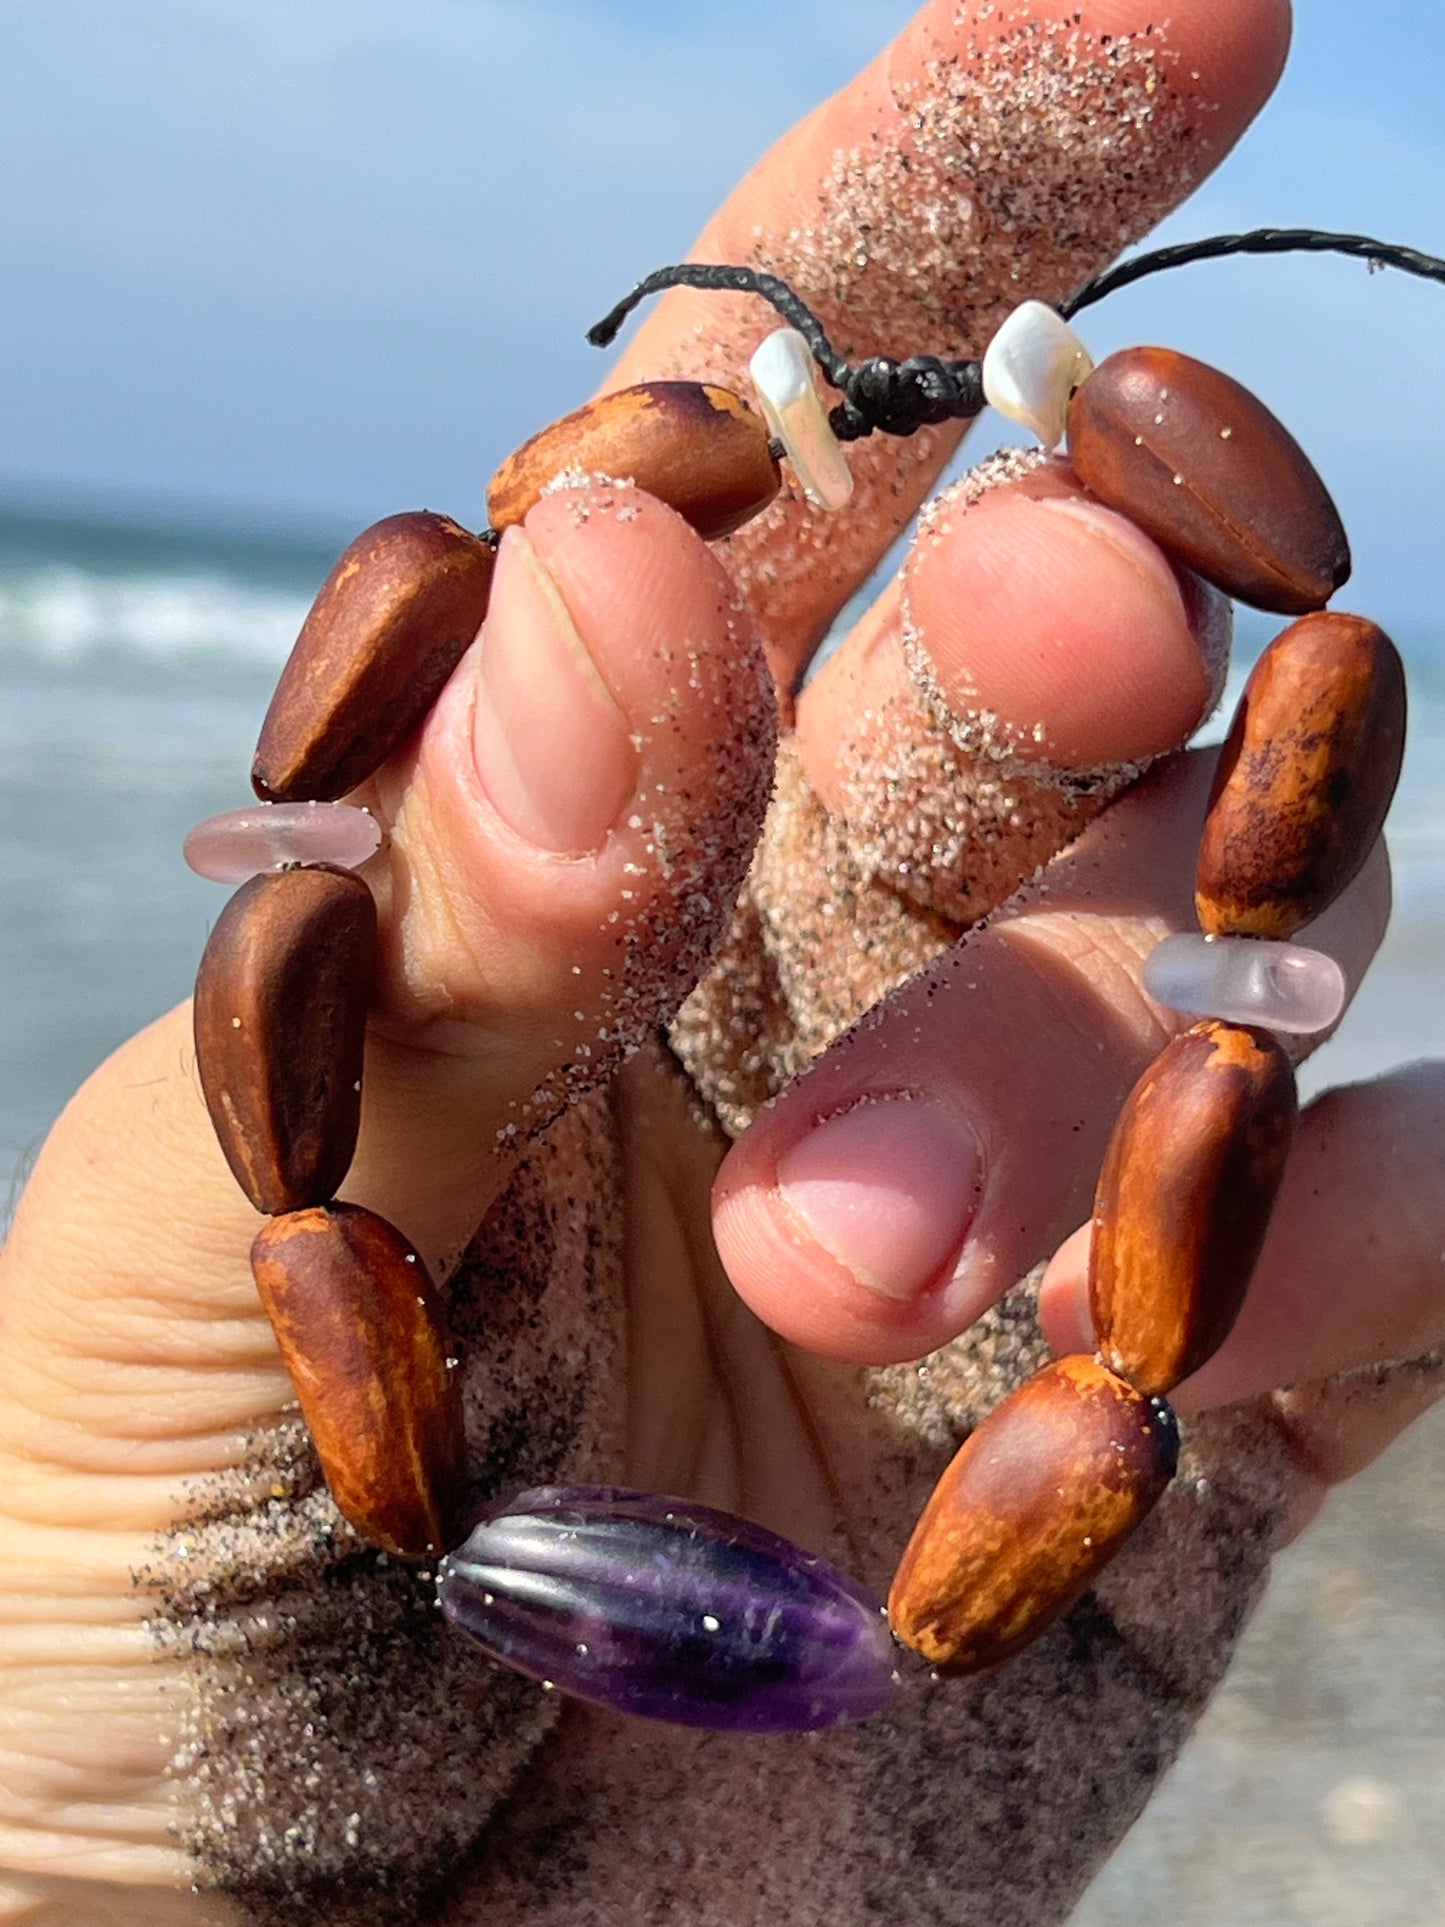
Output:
[
  {"xmin": 887, "ymin": 1355, "xmax": 1178, "ymax": 1674},
  {"xmin": 1090, "ymin": 1021, "xmax": 1297, "ymax": 1395},
  {"xmin": 193, "ymin": 865, "xmax": 377, "ymax": 1215},
  {"xmin": 1067, "ymin": 346, "xmax": 1350, "ymax": 614},
  {"xmin": 487, "ymin": 382, "xmax": 781, "ymax": 540},
  {"xmin": 251, "ymin": 1203, "xmax": 468, "ymax": 1560},
  {"xmin": 1196, "ymin": 611, "xmax": 1406, "ymax": 939},
  {"xmin": 253, "ymin": 511, "xmax": 496, "ymax": 803}
]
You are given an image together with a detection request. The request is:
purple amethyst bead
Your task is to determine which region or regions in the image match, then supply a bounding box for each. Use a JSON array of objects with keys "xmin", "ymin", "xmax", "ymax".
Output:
[{"xmin": 436, "ymin": 1486, "xmax": 902, "ymax": 1733}]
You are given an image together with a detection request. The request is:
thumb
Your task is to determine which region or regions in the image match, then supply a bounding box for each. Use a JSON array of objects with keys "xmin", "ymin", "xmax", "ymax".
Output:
[
  {"xmin": 0, "ymin": 482, "xmax": 775, "ymax": 1519},
  {"xmin": 0, "ymin": 481, "xmax": 774, "ymax": 1898}
]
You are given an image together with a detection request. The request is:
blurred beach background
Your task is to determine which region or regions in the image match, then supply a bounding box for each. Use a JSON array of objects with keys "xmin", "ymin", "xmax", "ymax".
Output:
[{"xmin": 1, "ymin": 3, "xmax": 1441, "ymax": 1920}]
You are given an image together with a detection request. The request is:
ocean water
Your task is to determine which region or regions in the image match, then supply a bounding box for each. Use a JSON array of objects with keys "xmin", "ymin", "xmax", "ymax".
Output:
[
  {"xmin": 0, "ymin": 501, "xmax": 1441, "ymax": 1917},
  {"xmin": 0, "ymin": 503, "xmax": 338, "ymax": 1192}
]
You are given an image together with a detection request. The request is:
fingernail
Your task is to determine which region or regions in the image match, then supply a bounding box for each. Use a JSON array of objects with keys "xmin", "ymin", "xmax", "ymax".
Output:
[
  {"xmin": 472, "ymin": 527, "xmax": 638, "ymax": 853},
  {"xmin": 903, "ymin": 473, "xmax": 1211, "ymax": 769},
  {"xmin": 775, "ymin": 1095, "xmax": 984, "ymax": 1299},
  {"xmin": 1032, "ymin": 488, "xmax": 1168, "ymax": 551}
]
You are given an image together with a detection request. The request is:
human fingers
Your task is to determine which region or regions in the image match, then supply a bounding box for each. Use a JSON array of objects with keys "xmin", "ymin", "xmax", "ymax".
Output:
[
  {"xmin": 0, "ymin": 486, "xmax": 773, "ymax": 1898},
  {"xmin": 1038, "ymin": 1061, "xmax": 1445, "ymax": 1417},
  {"xmin": 790, "ymin": 457, "xmax": 1231, "ymax": 930},
  {"xmin": 801, "ymin": 461, "xmax": 1226, "ymax": 776},
  {"xmin": 601, "ymin": 0, "xmax": 1291, "ymax": 691},
  {"xmin": 712, "ymin": 756, "xmax": 1390, "ymax": 1365},
  {"xmin": 672, "ymin": 450, "xmax": 1237, "ymax": 1139},
  {"xmin": 353, "ymin": 488, "xmax": 773, "ymax": 1251},
  {"xmin": 0, "ymin": 484, "xmax": 771, "ymax": 1479},
  {"xmin": 1271, "ymin": 1355, "xmax": 1444, "ymax": 1508}
]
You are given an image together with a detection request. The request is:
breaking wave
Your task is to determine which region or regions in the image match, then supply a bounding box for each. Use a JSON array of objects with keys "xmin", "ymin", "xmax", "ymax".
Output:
[{"xmin": 0, "ymin": 560, "xmax": 308, "ymax": 667}]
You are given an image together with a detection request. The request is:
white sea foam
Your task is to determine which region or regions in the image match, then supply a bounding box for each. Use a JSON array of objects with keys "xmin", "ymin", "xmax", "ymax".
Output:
[{"xmin": 0, "ymin": 562, "xmax": 307, "ymax": 666}]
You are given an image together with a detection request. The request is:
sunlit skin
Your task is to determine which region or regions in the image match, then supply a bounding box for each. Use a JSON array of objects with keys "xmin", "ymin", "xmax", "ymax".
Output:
[{"xmin": 2, "ymin": 1, "xmax": 1443, "ymax": 1922}]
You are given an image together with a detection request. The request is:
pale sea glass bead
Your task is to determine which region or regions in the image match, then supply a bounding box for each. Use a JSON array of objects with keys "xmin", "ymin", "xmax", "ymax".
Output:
[
  {"xmin": 748, "ymin": 328, "xmax": 854, "ymax": 511},
  {"xmin": 184, "ymin": 801, "xmax": 382, "ymax": 884},
  {"xmin": 438, "ymin": 1485, "xmax": 903, "ymax": 1733},
  {"xmin": 981, "ymin": 300, "xmax": 1095, "ymax": 449},
  {"xmin": 1143, "ymin": 932, "xmax": 1346, "ymax": 1035}
]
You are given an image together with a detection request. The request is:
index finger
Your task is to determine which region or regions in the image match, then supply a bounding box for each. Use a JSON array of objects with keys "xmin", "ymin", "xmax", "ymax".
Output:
[{"xmin": 601, "ymin": 0, "xmax": 1292, "ymax": 694}]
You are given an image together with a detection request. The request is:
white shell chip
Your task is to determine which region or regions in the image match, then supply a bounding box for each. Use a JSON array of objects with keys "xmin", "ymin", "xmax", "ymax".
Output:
[
  {"xmin": 748, "ymin": 328, "xmax": 854, "ymax": 511},
  {"xmin": 981, "ymin": 301, "xmax": 1095, "ymax": 449}
]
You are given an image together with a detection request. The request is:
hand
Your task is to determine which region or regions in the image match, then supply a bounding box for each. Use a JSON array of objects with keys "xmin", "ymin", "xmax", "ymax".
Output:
[{"xmin": 3, "ymin": 2, "xmax": 1442, "ymax": 1924}]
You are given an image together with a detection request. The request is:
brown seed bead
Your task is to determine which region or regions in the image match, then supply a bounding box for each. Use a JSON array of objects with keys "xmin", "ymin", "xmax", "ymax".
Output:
[
  {"xmin": 1067, "ymin": 346, "xmax": 1350, "ymax": 614},
  {"xmin": 487, "ymin": 381, "xmax": 781, "ymax": 540},
  {"xmin": 253, "ymin": 510, "xmax": 495, "ymax": 803},
  {"xmin": 250, "ymin": 1204, "xmax": 467, "ymax": 1560},
  {"xmin": 1090, "ymin": 1021, "xmax": 1298, "ymax": 1396},
  {"xmin": 194, "ymin": 864, "xmax": 377, "ymax": 1215},
  {"xmin": 888, "ymin": 1355, "xmax": 1178, "ymax": 1674},
  {"xmin": 1197, "ymin": 611, "xmax": 1407, "ymax": 940}
]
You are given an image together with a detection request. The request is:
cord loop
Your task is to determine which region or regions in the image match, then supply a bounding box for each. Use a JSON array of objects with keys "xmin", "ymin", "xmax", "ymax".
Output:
[
  {"xmin": 590, "ymin": 229, "xmax": 1445, "ymax": 447},
  {"xmin": 830, "ymin": 355, "xmax": 985, "ymax": 441}
]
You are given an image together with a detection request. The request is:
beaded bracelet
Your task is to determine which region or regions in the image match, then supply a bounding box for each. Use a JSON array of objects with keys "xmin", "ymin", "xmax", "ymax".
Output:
[{"xmin": 184, "ymin": 225, "xmax": 1419, "ymax": 1735}]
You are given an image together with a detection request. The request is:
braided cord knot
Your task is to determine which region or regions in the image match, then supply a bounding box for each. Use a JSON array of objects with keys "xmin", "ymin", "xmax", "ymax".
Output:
[{"xmin": 830, "ymin": 355, "xmax": 985, "ymax": 441}]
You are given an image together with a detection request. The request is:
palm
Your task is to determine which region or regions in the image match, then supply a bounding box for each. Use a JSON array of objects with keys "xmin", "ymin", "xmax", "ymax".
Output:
[{"xmin": 414, "ymin": 1023, "xmax": 1308, "ymax": 1927}]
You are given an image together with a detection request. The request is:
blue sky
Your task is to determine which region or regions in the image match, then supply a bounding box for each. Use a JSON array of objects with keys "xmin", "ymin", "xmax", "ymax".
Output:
[{"xmin": 3, "ymin": 0, "xmax": 1444, "ymax": 620}]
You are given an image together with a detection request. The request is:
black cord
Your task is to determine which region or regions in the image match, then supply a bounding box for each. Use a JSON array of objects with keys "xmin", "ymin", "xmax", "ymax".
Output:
[
  {"xmin": 587, "ymin": 262, "xmax": 984, "ymax": 443},
  {"xmin": 1060, "ymin": 227, "xmax": 1445, "ymax": 319},
  {"xmin": 589, "ymin": 228, "xmax": 1445, "ymax": 446},
  {"xmin": 587, "ymin": 264, "xmax": 851, "ymax": 382}
]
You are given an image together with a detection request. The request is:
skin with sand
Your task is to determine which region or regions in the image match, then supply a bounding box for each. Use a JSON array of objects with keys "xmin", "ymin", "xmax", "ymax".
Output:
[{"xmin": 1, "ymin": 3, "xmax": 1442, "ymax": 1924}]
